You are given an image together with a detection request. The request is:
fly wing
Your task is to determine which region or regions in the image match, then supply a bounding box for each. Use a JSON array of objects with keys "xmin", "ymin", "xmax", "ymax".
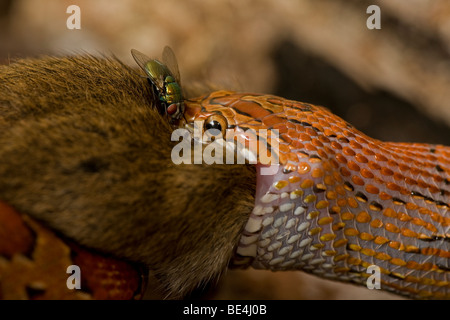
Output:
[
  {"xmin": 131, "ymin": 49, "xmax": 151, "ymax": 72},
  {"xmin": 162, "ymin": 46, "xmax": 181, "ymax": 84},
  {"xmin": 131, "ymin": 48, "xmax": 166, "ymax": 90}
]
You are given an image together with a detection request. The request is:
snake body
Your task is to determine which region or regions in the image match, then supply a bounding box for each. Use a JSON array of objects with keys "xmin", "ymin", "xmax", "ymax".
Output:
[{"xmin": 183, "ymin": 90, "xmax": 450, "ymax": 299}]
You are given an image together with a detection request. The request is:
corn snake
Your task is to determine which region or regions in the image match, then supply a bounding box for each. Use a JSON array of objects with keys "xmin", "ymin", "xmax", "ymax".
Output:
[{"xmin": 180, "ymin": 90, "xmax": 450, "ymax": 299}]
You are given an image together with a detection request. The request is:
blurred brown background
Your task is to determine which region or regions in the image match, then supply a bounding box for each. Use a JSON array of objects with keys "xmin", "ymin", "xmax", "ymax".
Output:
[{"xmin": 1, "ymin": 0, "xmax": 449, "ymax": 299}]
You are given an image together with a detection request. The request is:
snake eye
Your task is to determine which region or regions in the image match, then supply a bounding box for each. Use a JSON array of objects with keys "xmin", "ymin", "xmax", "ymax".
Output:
[{"xmin": 204, "ymin": 114, "xmax": 228, "ymax": 138}]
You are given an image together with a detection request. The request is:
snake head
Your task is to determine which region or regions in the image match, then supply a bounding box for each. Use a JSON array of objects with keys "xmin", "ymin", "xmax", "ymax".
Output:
[{"xmin": 178, "ymin": 90, "xmax": 285, "ymax": 167}]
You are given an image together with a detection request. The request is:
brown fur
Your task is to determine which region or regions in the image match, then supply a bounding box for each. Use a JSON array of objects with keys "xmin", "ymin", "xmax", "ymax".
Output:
[{"xmin": 0, "ymin": 55, "xmax": 256, "ymax": 298}]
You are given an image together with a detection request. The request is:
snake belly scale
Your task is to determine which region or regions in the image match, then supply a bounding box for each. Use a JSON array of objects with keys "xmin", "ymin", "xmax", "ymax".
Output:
[{"xmin": 181, "ymin": 90, "xmax": 450, "ymax": 299}]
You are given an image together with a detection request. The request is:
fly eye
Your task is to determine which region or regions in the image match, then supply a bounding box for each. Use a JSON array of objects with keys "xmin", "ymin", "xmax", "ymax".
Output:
[
  {"xmin": 204, "ymin": 114, "xmax": 227, "ymax": 138},
  {"xmin": 167, "ymin": 103, "xmax": 178, "ymax": 115}
]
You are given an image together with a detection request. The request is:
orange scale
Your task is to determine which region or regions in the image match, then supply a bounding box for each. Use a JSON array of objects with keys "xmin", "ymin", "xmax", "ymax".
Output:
[
  {"xmin": 370, "ymin": 219, "xmax": 384, "ymax": 228},
  {"xmin": 383, "ymin": 208, "xmax": 397, "ymax": 218},
  {"xmin": 331, "ymin": 141, "xmax": 342, "ymax": 150},
  {"xmin": 287, "ymin": 152, "xmax": 299, "ymax": 163},
  {"xmin": 292, "ymin": 140, "xmax": 304, "ymax": 149},
  {"xmin": 399, "ymin": 188, "xmax": 411, "ymax": 196},
  {"xmin": 287, "ymin": 129, "xmax": 299, "ymax": 139},
  {"xmin": 374, "ymin": 237, "xmax": 389, "ymax": 245},
  {"xmin": 444, "ymin": 217, "xmax": 450, "ymax": 227},
  {"xmin": 285, "ymin": 109, "xmax": 298, "ymax": 117},
  {"xmin": 349, "ymin": 140, "xmax": 363, "ymax": 149},
  {"xmin": 355, "ymin": 136, "xmax": 369, "ymax": 145},
  {"xmin": 355, "ymin": 154, "xmax": 369, "ymax": 163},
  {"xmin": 390, "ymin": 258, "xmax": 407, "ymax": 266},
  {"xmin": 317, "ymin": 149, "xmax": 329, "ymax": 159},
  {"xmin": 405, "ymin": 202, "xmax": 419, "ymax": 210},
  {"xmin": 333, "ymin": 171, "xmax": 343, "ymax": 183},
  {"xmin": 425, "ymin": 211, "xmax": 441, "ymax": 222},
  {"xmin": 340, "ymin": 167, "xmax": 351, "ymax": 177},
  {"xmin": 312, "ymin": 122, "xmax": 324, "ymax": 130},
  {"xmin": 324, "ymin": 175, "xmax": 335, "ymax": 186},
  {"xmin": 367, "ymin": 142, "xmax": 380, "ymax": 150},
  {"xmin": 297, "ymin": 162, "xmax": 311, "ymax": 175},
  {"xmin": 356, "ymin": 211, "xmax": 372, "ymax": 223},
  {"xmin": 327, "ymin": 124, "xmax": 338, "ymax": 132},
  {"xmin": 330, "ymin": 159, "xmax": 340, "ymax": 169},
  {"xmin": 293, "ymin": 123, "xmax": 306, "ymax": 132},
  {"xmin": 262, "ymin": 115, "xmax": 284, "ymax": 127},
  {"xmin": 288, "ymin": 175, "xmax": 301, "ymax": 183},
  {"xmin": 374, "ymin": 154, "xmax": 388, "ymax": 162},
  {"xmin": 351, "ymin": 175, "xmax": 365, "ymax": 186},
  {"xmin": 306, "ymin": 115, "xmax": 319, "ymax": 124},
  {"xmin": 345, "ymin": 131, "xmax": 356, "ymax": 139},
  {"xmin": 323, "ymin": 129, "xmax": 336, "ymax": 137},
  {"xmin": 362, "ymin": 148, "xmax": 375, "ymax": 156},
  {"xmin": 385, "ymin": 223, "xmax": 400, "ymax": 234},
  {"xmin": 368, "ymin": 161, "xmax": 381, "ymax": 170},
  {"xmin": 305, "ymin": 143, "xmax": 317, "ymax": 152},
  {"xmin": 397, "ymin": 212, "xmax": 412, "ymax": 222},
  {"xmin": 421, "ymin": 247, "xmax": 440, "ymax": 256},
  {"xmin": 418, "ymin": 207, "xmax": 432, "ymax": 216},
  {"xmin": 365, "ymin": 185, "xmax": 379, "ymax": 194},
  {"xmin": 425, "ymin": 223, "xmax": 438, "ymax": 233},
  {"xmin": 347, "ymin": 197, "xmax": 359, "ymax": 208},
  {"xmin": 285, "ymin": 122, "xmax": 296, "ymax": 130},
  {"xmin": 380, "ymin": 167, "xmax": 393, "ymax": 176},
  {"xmin": 272, "ymin": 124, "xmax": 289, "ymax": 135},
  {"xmin": 347, "ymin": 161, "xmax": 361, "ymax": 172},
  {"xmin": 439, "ymin": 250, "xmax": 450, "ymax": 259},
  {"xmin": 301, "ymin": 179, "xmax": 314, "ymax": 189},
  {"xmin": 428, "ymin": 186, "xmax": 441, "ymax": 194},
  {"xmin": 319, "ymin": 119, "xmax": 330, "ymax": 128},
  {"xmin": 343, "ymin": 147, "xmax": 356, "ymax": 156},
  {"xmin": 279, "ymin": 143, "xmax": 292, "ymax": 153},
  {"xmin": 311, "ymin": 168, "xmax": 325, "ymax": 178},
  {"xmin": 403, "ymin": 177, "xmax": 417, "ymax": 186},
  {"xmin": 360, "ymin": 168, "xmax": 374, "ymax": 179},
  {"xmin": 281, "ymin": 135, "xmax": 293, "ymax": 144},
  {"xmin": 379, "ymin": 192, "xmax": 392, "ymax": 200},
  {"xmin": 336, "ymin": 135, "xmax": 349, "ymax": 143},
  {"xmin": 417, "ymin": 180, "xmax": 430, "ymax": 189},
  {"xmin": 305, "ymin": 127, "xmax": 318, "ymax": 137},
  {"xmin": 374, "ymin": 177, "xmax": 384, "ymax": 185},
  {"xmin": 321, "ymin": 161, "xmax": 331, "ymax": 171},
  {"xmin": 283, "ymin": 164, "xmax": 297, "ymax": 173},
  {"xmin": 386, "ymin": 182, "xmax": 401, "ymax": 192},
  {"xmin": 299, "ymin": 133, "xmax": 312, "ymax": 142},
  {"xmin": 335, "ymin": 154, "xmax": 348, "ymax": 164},
  {"xmin": 398, "ymin": 164, "xmax": 411, "ymax": 172},
  {"xmin": 326, "ymin": 191, "xmax": 338, "ymax": 200},
  {"xmin": 323, "ymin": 146, "xmax": 336, "ymax": 156},
  {"xmin": 388, "ymin": 160, "xmax": 398, "ymax": 168},
  {"xmin": 311, "ymin": 139, "xmax": 324, "ymax": 148},
  {"xmin": 401, "ymin": 228, "xmax": 418, "ymax": 238},
  {"xmin": 318, "ymin": 135, "xmax": 331, "ymax": 144},
  {"xmin": 278, "ymin": 153, "xmax": 288, "ymax": 165},
  {"xmin": 421, "ymin": 171, "xmax": 431, "ymax": 178}
]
